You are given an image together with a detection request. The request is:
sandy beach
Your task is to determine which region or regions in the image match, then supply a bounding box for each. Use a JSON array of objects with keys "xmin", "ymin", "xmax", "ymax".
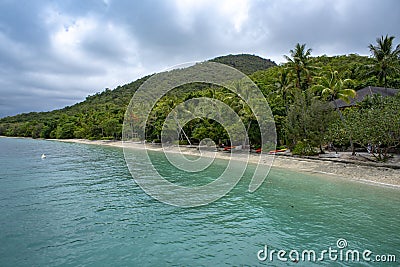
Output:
[{"xmin": 50, "ymin": 138, "xmax": 400, "ymax": 189}]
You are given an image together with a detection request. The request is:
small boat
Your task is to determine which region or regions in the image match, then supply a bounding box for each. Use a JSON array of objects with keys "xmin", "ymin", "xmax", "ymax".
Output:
[
  {"xmin": 223, "ymin": 146, "xmax": 235, "ymax": 152},
  {"xmin": 255, "ymin": 148, "xmax": 288, "ymax": 154},
  {"xmin": 268, "ymin": 148, "xmax": 288, "ymax": 155},
  {"xmin": 41, "ymin": 154, "xmax": 46, "ymax": 159}
]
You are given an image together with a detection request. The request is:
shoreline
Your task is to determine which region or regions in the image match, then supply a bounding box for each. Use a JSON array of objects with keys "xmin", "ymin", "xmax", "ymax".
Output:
[
  {"xmin": 2, "ymin": 136, "xmax": 399, "ymax": 189},
  {"xmin": 48, "ymin": 138, "xmax": 400, "ymax": 189}
]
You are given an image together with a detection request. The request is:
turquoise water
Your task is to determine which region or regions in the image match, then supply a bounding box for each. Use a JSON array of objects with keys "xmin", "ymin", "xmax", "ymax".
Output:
[{"xmin": 0, "ymin": 137, "xmax": 399, "ymax": 266}]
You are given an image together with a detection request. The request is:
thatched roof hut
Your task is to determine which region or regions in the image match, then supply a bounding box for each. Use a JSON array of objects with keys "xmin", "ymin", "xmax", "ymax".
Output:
[{"xmin": 332, "ymin": 86, "xmax": 399, "ymax": 108}]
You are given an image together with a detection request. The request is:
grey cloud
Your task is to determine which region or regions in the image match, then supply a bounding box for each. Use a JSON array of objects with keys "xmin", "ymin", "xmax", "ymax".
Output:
[
  {"xmin": 0, "ymin": 94, "xmax": 79, "ymax": 116},
  {"xmin": 0, "ymin": 0, "xmax": 399, "ymax": 117},
  {"xmin": 0, "ymin": 1, "xmax": 49, "ymax": 45},
  {"xmin": 252, "ymin": 0, "xmax": 400, "ymax": 57}
]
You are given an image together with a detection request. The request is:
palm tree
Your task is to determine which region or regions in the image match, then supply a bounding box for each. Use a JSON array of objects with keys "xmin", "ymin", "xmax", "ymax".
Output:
[
  {"xmin": 284, "ymin": 43, "xmax": 313, "ymax": 91},
  {"xmin": 274, "ymin": 67, "xmax": 297, "ymax": 113},
  {"xmin": 313, "ymin": 71, "xmax": 356, "ymax": 107},
  {"xmin": 312, "ymin": 70, "xmax": 356, "ymax": 154},
  {"xmin": 368, "ymin": 35, "xmax": 400, "ymax": 88}
]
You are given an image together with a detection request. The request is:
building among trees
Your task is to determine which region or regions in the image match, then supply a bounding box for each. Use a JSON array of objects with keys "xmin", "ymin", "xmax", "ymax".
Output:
[{"xmin": 332, "ymin": 86, "xmax": 399, "ymax": 108}]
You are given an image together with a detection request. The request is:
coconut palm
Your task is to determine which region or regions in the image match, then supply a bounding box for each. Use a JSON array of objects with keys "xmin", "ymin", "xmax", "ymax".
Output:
[
  {"xmin": 312, "ymin": 70, "xmax": 356, "ymax": 108},
  {"xmin": 312, "ymin": 70, "xmax": 356, "ymax": 154},
  {"xmin": 274, "ymin": 67, "xmax": 297, "ymax": 113},
  {"xmin": 368, "ymin": 35, "xmax": 400, "ymax": 88},
  {"xmin": 284, "ymin": 43, "xmax": 313, "ymax": 91}
]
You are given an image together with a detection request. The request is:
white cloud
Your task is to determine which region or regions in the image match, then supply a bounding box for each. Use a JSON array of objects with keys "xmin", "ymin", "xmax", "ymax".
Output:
[
  {"xmin": 173, "ymin": 0, "xmax": 250, "ymax": 33},
  {"xmin": 42, "ymin": 8, "xmax": 146, "ymax": 96},
  {"xmin": 0, "ymin": 0, "xmax": 399, "ymax": 117}
]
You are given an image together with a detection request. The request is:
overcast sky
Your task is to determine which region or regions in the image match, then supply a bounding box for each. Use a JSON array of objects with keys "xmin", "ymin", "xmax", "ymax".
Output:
[{"xmin": 0, "ymin": 0, "xmax": 399, "ymax": 117}]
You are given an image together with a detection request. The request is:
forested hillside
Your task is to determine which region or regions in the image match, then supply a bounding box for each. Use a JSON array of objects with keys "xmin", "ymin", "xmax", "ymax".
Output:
[
  {"xmin": 1, "ymin": 36, "xmax": 400, "ymax": 161},
  {"xmin": 0, "ymin": 54, "xmax": 276, "ymax": 140},
  {"xmin": 211, "ymin": 54, "xmax": 276, "ymax": 75}
]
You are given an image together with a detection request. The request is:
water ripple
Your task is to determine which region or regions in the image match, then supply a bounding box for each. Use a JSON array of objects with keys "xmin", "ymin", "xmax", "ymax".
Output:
[{"xmin": 0, "ymin": 138, "xmax": 399, "ymax": 266}]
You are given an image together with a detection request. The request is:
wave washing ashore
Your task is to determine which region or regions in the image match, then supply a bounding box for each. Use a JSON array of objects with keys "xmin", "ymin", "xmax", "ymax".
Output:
[{"xmin": 52, "ymin": 138, "xmax": 400, "ymax": 188}]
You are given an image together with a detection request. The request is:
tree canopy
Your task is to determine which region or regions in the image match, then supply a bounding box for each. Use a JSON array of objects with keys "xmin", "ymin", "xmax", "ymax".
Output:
[
  {"xmin": 368, "ymin": 35, "xmax": 400, "ymax": 88},
  {"xmin": 1, "ymin": 39, "xmax": 400, "ymax": 161}
]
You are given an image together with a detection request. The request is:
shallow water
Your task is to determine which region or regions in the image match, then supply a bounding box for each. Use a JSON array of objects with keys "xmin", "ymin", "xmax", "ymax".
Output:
[{"xmin": 0, "ymin": 138, "xmax": 399, "ymax": 266}]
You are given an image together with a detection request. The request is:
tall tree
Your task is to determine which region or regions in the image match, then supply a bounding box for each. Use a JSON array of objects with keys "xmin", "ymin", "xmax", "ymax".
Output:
[
  {"xmin": 274, "ymin": 67, "xmax": 297, "ymax": 114},
  {"xmin": 333, "ymin": 94, "xmax": 400, "ymax": 162},
  {"xmin": 286, "ymin": 91, "xmax": 338, "ymax": 155},
  {"xmin": 312, "ymin": 70, "xmax": 356, "ymax": 107},
  {"xmin": 368, "ymin": 35, "xmax": 400, "ymax": 87},
  {"xmin": 284, "ymin": 43, "xmax": 313, "ymax": 91},
  {"xmin": 312, "ymin": 70, "xmax": 356, "ymax": 154}
]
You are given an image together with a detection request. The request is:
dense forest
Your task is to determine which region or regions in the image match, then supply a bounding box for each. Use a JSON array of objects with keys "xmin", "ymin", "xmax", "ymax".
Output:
[
  {"xmin": 1, "ymin": 36, "xmax": 399, "ymax": 161},
  {"xmin": 210, "ymin": 54, "xmax": 276, "ymax": 75}
]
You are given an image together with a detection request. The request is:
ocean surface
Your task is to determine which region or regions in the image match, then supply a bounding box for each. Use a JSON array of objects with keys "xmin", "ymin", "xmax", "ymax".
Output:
[{"xmin": 0, "ymin": 137, "xmax": 399, "ymax": 266}]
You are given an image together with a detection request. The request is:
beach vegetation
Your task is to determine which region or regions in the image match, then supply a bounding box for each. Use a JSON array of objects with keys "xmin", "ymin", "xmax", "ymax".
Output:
[
  {"xmin": 328, "ymin": 94, "xmax": 400, "ymax": 161},
  {"xmin": 285, "ymin": 91, "xmax": 339, "ymax": 154},
  {"xmin": 0, "ymin": 39, "xmax": 399, "ymax": 159}
]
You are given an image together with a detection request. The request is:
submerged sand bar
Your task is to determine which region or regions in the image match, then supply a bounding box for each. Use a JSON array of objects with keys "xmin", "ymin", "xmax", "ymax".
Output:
[{"xmin": 53, "ymin": 139, "xmax": 400, "ymax": 189}]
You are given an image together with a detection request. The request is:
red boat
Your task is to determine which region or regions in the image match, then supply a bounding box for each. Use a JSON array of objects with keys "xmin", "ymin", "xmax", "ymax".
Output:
[
  {"xmin": 223, "ymin": 146, "xmax": 235, "ymax": 151},
  {"xmin": 255, "ymin": 148, "xmax": 288, "ymax": 154}
]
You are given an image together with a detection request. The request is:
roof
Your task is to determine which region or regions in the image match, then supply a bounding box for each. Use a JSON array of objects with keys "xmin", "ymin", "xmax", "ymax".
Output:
[{"xmin": 332, "ymin": 86, "xmax": 399, "ymax": 108}]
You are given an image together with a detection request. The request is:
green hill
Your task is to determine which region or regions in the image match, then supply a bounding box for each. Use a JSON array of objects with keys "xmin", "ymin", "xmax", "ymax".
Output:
[
  {"xmin": 211, "ymin": 54, "xmax": 276, "ymax": 75},
  {"xmin": 1, "ymin": 52, "xmax": 399, "ymax": 146},
  {"xmin": 0, "ymin": 54, "xmax": 276, "ymax": 139}
]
